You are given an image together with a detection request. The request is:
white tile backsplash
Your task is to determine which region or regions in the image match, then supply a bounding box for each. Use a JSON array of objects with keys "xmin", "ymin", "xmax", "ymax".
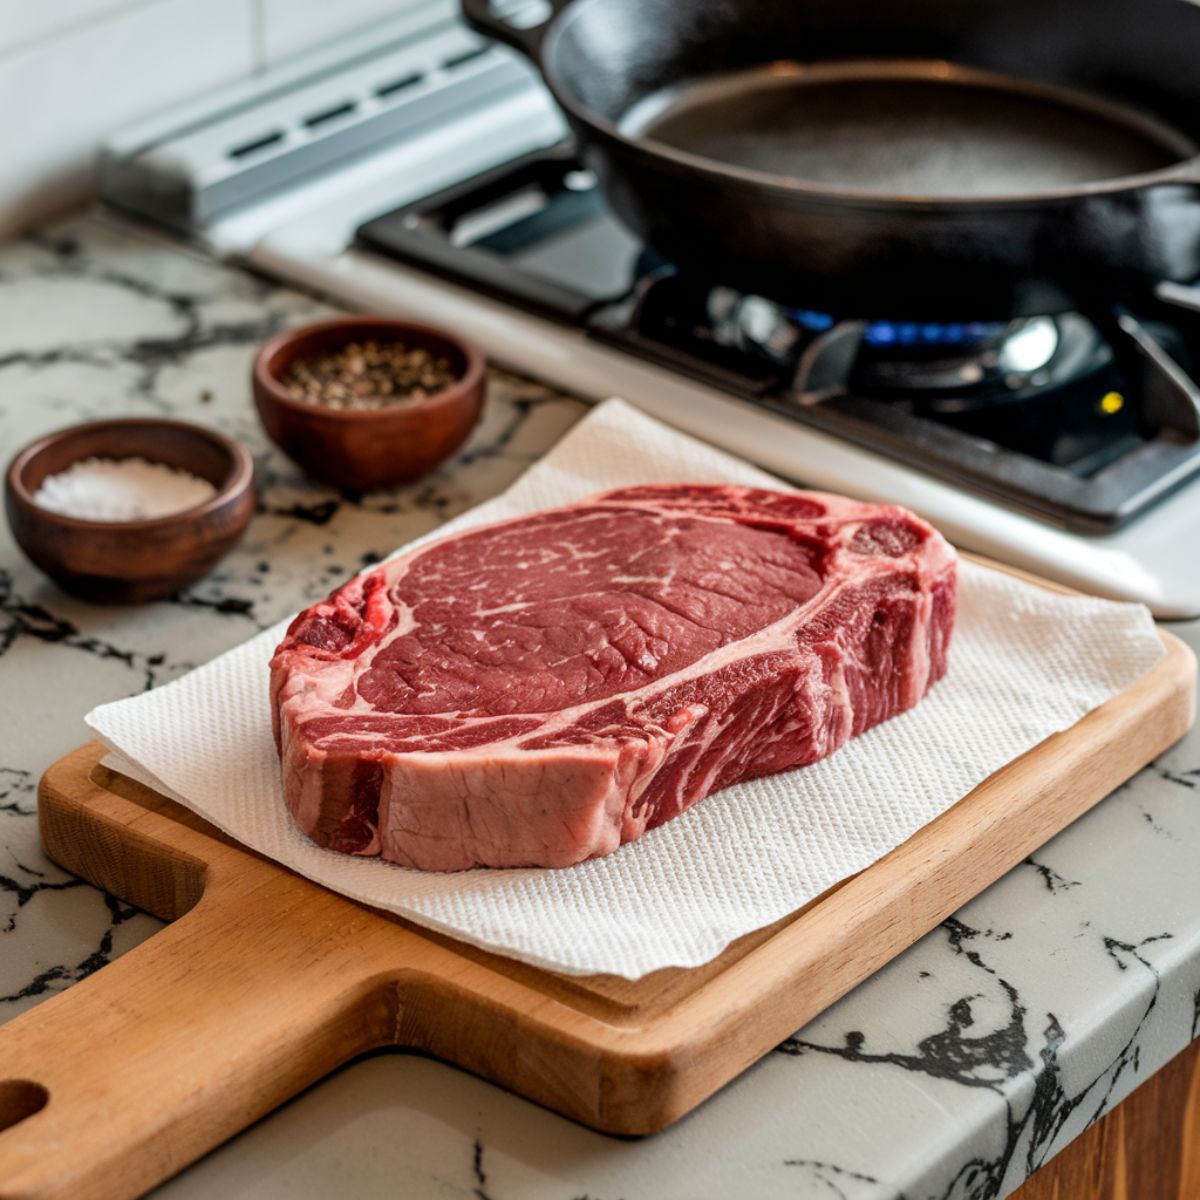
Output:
[
  {"xmin": 0, "ymin": 0, "xmax": 160, "ymax": 58},
  {"xmin": 0, "ymin": 0, "xmax": 255, "ymax": 239},
  {"xmin": 0, "ymin": 0, "xmax": 448, "ymax": 238},
  {"xmin": 259, "ymin": 0, "xmax": 434, "ymax": 66}
]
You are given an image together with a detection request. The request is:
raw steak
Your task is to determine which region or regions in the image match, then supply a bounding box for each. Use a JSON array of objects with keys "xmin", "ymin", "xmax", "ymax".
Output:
[{"xmin": 270, "ymin": 484, "xmax": 957, "ymax": 870}]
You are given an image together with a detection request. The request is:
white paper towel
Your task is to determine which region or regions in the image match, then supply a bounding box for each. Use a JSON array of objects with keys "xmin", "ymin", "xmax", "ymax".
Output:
[{"xmin": 87, "ymin": 399, "xmax": 1165, "ymax": 979}]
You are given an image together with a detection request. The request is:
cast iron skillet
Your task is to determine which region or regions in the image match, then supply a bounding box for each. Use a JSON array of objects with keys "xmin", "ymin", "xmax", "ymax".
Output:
[{"xmin": 462, "ymin": 0, "xmax": 1200, "ymax": 318}]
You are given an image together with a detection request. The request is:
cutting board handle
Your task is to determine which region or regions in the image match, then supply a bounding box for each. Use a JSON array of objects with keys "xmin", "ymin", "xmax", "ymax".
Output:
[{"xmin": 0, "ymin": 876, "xmax": 395, "ymax": 1200}]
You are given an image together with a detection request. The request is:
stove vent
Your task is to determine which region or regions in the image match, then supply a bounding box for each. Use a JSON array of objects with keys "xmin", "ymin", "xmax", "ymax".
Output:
[{"xmin": 100, "ymin": 0, "xmax": 532, "ymax": 231}]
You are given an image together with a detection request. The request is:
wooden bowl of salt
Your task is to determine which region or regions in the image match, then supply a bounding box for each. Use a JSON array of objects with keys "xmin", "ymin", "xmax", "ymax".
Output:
[{"xmin": 4, "ymin": 418, "xmax": 255, "ymax": 604}]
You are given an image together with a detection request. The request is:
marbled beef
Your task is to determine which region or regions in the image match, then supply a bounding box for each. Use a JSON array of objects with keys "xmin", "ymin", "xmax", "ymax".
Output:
[{"xmin": 270, "ymin": 484, "xmax": 957, "ymax": 870}]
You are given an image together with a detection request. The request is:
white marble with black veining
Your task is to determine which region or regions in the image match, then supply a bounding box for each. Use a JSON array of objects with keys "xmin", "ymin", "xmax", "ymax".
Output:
[{"xmin": 1, "ymin": 212, "xmax": 1197, "ymax": 1200}]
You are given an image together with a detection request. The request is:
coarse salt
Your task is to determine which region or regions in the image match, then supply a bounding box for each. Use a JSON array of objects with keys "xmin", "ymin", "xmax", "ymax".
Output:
[{"xmin": 33, "ymin": 456, "xmax": 217, "ymax": 522}]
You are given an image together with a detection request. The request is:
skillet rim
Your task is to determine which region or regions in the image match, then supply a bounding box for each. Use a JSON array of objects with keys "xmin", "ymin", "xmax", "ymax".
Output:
[{"xmin": 535, "ymin": 0, "xmax": 1200, "ymax": 211}]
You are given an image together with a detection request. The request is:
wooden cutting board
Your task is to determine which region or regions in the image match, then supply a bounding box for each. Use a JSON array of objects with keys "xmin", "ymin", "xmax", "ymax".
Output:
[{"xmin": 0, "ymin": 592, "xmax": 1194, "ymax": 1200}]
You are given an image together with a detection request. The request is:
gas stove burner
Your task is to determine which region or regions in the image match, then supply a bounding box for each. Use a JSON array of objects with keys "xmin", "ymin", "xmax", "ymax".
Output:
[
  {"xmin": 704, "ymin": 294, "xmax": 1099, "ymax": 406},
  {"xmin": 860, "ymin": 319, "xmax": 1008, "ymax": 349},
  {"xmin": 356, "ymin": 145, "xmax": 1200, "ymax": 533},
  {"xmin": 702, "ymin": 291, "xmax": 1106, "ymax": 403},
  {"xmin": 849, "ymin": 314, "xmax": 1103, "ymax": 411}
]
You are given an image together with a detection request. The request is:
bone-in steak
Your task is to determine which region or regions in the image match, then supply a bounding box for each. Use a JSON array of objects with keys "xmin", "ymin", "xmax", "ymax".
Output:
[{"xmin": 270, "ymin": 484, "xmax": 957, "ymax": 870}]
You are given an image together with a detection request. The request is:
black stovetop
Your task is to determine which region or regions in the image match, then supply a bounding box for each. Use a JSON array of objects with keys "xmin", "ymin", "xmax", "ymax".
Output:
[{"xmin": 357, "ymin": 146, "xmax": 1200, "ymax": 533}]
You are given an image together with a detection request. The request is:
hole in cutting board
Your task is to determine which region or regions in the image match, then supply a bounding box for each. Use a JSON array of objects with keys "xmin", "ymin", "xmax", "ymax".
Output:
[{"xmin": 0, "ymin": 1080, "xmax": 48, "ymax": 1132}]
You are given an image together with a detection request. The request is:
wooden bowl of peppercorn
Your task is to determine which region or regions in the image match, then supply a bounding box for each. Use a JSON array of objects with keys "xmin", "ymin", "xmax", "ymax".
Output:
[{"xmin": 252, "ymin": 317, "xmax": 487, "ymax": 492}]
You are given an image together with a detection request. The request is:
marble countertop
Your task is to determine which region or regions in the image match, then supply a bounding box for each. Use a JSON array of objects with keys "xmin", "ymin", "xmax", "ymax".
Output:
[{"xmin": 1, "ymin": 213, "xmax": 1198, "ymax": 1200}]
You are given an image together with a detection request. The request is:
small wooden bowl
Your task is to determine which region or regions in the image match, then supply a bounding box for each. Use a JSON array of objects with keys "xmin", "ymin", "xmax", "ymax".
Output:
[
  {"xmin": 252, "ymin": 317, "xmax": 487, "ymax": 491},
  {"xmin": 4, "ymin": 418, "xmax": 255, "ymax": 605}
]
